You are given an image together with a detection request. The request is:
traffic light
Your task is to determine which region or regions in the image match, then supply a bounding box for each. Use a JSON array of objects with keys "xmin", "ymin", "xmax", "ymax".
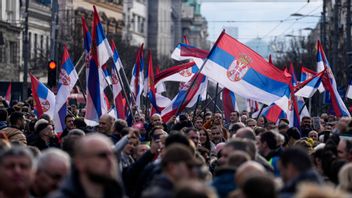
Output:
[{"xmin": 47, "ymin": 60, "xmax": 57, "ymax": 87}]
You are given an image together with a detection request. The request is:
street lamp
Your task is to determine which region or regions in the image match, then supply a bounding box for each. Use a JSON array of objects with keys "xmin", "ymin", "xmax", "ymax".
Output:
[{"xmin": 290, "ymin": 13, "xmax": 321, "ymax": 17}]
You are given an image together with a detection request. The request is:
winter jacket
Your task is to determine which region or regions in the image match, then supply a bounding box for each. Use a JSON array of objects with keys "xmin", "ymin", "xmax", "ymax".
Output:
[
  {"xmin": 0, "ymin": 127, "xmax": 27, "ymax": 145},
  {"xmin": 211, "ymin": 168, "xmax": 237, "ymax": 198}
]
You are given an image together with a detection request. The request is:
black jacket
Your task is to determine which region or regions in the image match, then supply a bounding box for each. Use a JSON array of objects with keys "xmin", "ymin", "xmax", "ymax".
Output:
[
  {"xmin": 49, "ymin": 168, "xmax": 124, "ymax": 198},
  {"xmin": 141, "ymin": 175, "xmax": 174, "ymax": 198}
]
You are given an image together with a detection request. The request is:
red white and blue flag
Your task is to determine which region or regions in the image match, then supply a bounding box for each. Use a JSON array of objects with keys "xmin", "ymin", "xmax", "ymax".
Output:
[
  {"xmin": 85, "ymin": 6, "xmax": 110, "ymax": 125},
  {"xmin": 200, "ymin": 31, "xmax": 291, "ymax": 105},
  {"xmin": 145, "ymin": 50, "xmax": 160, "ymax": 113},
  {"xmin": 346, "ymin": 80, "xmax": 352, "ymax": 100},
  {"xmin": 110, "ymin": 40, "xmax": 126, "ymax": 119},
  {"xmin": 130, "ymin": 44, "xmax": 144, "ymax": 111},
  {"xmin": 30, "ymin": 74, "xmax": 55, "ymax": 119},
  {"xmin": 317, "ymin": 41, "xmax": 350, "ymax": 117},
  {"xmin": 171, "ymin": 43, "xmax": 208, "ymax": 67},
  {"xmin": 54, "ymin": 46, "xmax": 78, "ymax": 133},
  {"xmin": 295, "ymin": 67, "xmax": 322, "ymax": 98},
  {"xmin": 4, "ymin": 83, "xmax": 11, "ymax": 105},
  {"xmin": 262, "ymin": 96, "xmax": 289, "ymax": 123},
  {"xmin": 161, "ymin": 74, "xmax": 206, "ymax": 123},
  {"xmin": 222, "ymin": 88, "xmax": 239, "ymax": 122}
]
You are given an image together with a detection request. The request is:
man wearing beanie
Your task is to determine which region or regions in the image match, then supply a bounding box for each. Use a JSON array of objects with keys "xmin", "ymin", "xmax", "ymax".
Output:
[{"xmin": 27, "ymin": 119, "xmax": 59, "ymax": 150}]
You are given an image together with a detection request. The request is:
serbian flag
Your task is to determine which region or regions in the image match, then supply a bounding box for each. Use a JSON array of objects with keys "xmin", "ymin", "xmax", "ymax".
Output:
[
  {"xmin": 111, "ymin": 63, "xmax": 125, "ymax": 119},
  {"xmin": 81, "ymin": 16, "xmax": 91, "ymax": 83},
  {"xmin": 155, "ymin": 61, "xmax": 196, "ymax": 86},
  {"xmin": 222, "ymin": 88, "xmax": 239, "ymax": 122},
  {"xmin": 262, "ymin": 95, "xmax": 289, "ymax": 123},
  {"xmin": 171, "ymin": 43, "xmax": 208, "ymax": 67},
  {"xmin": 317, "ymin": 41, "xmax": 350, "ymax": 117},
  {"xmin": 155, "ymin": 64, "xmax": 166, "ymax": 93},
  {"xmin": 54, "ymin": 46, "xmax": 78, "ymax": 133},
  {"xmin": 200, "ymin": 31, "xmax": 291, "ymax": 105},
  {"xmin": 30, "ymin": 74, "xmax": 55, "ymax": 119},
  {"xmin": 144, "ymin": 50, "xmax": 161, "ymax": 113},
  {"xmin": 186, "ymin": 76, "xmax": 208, "ymax": 108},
  {"xmin": 161, "ymin": 74, "xmax": 206, "ymax": 123},
  {"xmin": 295, "ymin": 67, "xmax": 323, "ymax": 98},
  {"xmin": 4, "ymin": 83, "xmax": 11, "ymax": 105},
  {"xmin": 130, "ymin": 44, "xmax": 144, "ymax": 110},
  {"xmin": 247, "ymin": 99, "xmax": 259, "ymax": 113},
  {"xmin": 85, "ymin": 6, "xmax": 110, "ymax": 125}
]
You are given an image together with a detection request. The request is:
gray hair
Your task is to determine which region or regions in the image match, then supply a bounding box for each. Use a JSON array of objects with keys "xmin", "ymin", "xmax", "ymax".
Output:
[
  {"xmin": 35, "ymin": 148, "xmax": 70, "ymax": 170},
  {"xmin": 0, "ymin": 146, "xmax": 34, "ymax": 166}
]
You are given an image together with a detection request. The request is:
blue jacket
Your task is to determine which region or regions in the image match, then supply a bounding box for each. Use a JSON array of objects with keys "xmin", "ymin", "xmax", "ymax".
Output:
[{"xmin": 211, "ymin": 168, "xmax": 237, "ymax": 198}]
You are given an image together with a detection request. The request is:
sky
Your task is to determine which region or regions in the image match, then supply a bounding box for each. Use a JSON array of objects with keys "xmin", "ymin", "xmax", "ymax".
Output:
[{"xmin": 201, "ymin": 1, "xmax": 322, "ymax": 43}]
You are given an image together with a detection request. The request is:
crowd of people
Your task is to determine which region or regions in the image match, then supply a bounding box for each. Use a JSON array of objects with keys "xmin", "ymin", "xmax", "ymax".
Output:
[{"xmin": 0, "ymin": 97, "xmax": 352, "ymax": 198}]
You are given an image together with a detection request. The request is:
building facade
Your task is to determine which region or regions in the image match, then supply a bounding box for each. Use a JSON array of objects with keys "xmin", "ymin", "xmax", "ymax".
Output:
[
  {"xmin": 123, "ymin": 0, "xmax": 148, "ymax": 47},
  {"xmin": 0, "ymin": 0, "xmax": 22, "ymax": 81}
]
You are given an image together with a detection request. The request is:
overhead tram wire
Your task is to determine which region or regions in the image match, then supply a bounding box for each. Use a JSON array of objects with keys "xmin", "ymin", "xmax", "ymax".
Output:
[{"xmin": 262, "ymin": 2, "xmax": 309, "ymax": 39}]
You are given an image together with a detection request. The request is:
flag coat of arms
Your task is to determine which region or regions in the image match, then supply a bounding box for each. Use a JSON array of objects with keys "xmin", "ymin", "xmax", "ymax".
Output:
[
  {"xmin": 30, "ymin": 74, "xmax": 56, "ymax": 119},
  {"xmin": 54, "ymin": 46, "xmax": 78, "ymax": 133},
  {"xmin": 200, "ymin": 31, "xmax": 291, "ymax": 105}
]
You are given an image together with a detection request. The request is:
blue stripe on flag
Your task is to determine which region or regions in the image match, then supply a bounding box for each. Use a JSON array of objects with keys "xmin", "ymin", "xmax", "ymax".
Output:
[
  {"xmin": 62, "ymin": 58, "xmax": 74, "ymax": 74},
  {"xmin": 88, "ymin": 60, "xmax": 102, "ymax": 116},
  {"xmin": 208, "ymin": 46, "xmax": 235, "ymax": 70},
  {"xmin": 96, "ymin": 23, "xmax": 106, "ymax": 45},
  {"xmin": 37, "ymin": 83, "xmax": 49, "ymax": 99}
]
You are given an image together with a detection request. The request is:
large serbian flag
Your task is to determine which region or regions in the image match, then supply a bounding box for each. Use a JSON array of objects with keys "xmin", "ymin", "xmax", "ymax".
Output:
[{"xmin": 200, "ymin": 31, "xmax": 291, "ymax": 105}]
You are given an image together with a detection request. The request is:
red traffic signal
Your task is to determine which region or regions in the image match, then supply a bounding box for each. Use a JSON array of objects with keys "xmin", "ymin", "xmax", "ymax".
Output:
[{"xmin": 48, "ymin": 60, "xmax": 57, "ymax": 70}]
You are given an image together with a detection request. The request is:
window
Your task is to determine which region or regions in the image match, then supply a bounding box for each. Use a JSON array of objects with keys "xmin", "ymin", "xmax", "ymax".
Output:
[
  {"xmin": 9, "ymin": 41, "xmax": 16, "ymax": 64},
  {"xmin": 0, "ymin": 44, "xmax": 5, "ymax": 63},
  {"xmin": 34, "ymin": 33, "xmax": 37, "ymax": 59},
  {"xmin": 46, "ymin": 36, "xmax": 49, "ymax": 58}
]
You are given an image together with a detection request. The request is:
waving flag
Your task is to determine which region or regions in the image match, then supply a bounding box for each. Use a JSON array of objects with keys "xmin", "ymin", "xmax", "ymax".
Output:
[
  {"xmin": 130, "ymin": 44, "xmax": 144, "ymax": 110},
  {"xmin": 247, "ymin": 99, "xmax": 259, "ymax": 113},
  {"xmin": 295, "ymin": 67, "xmax": 323, "ymax": 98},
  {"xmin": 200, "ymin": 31, "xmax": 291, "ymax": 105},
  {"xmin": 161, "ymin": 74, "xmax": 206, "ymax": 123},
  {"xmin": 155, "ymin": 61, "xmax": 196, "ymax": 86},
  {"xmin": 85, "ymin": 6, "xmax": 110, "ymax": 125},
  {"xmin": 317, "ymin": 41, "xmax": 350, "ymax": 117},
  {"xmin": 30, "ymin": 74, "xmax": 55, "ymax": 119},
  {"xmin": 155, "ymin": 64, "xmax": 166, "ymax": 93},
  {"xmin": 223, "ymin": 88, "xmax": 239, "ymax": 122},
  {"xmin": 82, "ymin": 16, "xmax": 91, "ymax": 85},
  {"xmin": 145, "ymin": 50, "xmax": 160, "ymax": 113},
  {"xmin": 54, "ymin": 46, "xmax": 78, "ymax": 132},
  {"xmin": 4, "ymin": 83, "xmax": 11, "ymax": 105},
  {"xmin": 262, "ymin": 96, "xmax": 289, "ymax": 123},
  {"xmin": 171, "ymin": 43, "xmax": 208, "ymax": 63},
  {"xmin": 186, "ymin": 76, "xmax": 208, "ymax": 108}
]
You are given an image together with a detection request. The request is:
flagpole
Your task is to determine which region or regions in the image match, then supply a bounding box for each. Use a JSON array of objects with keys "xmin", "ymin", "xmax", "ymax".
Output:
[
  {"xmin": 192, "ymin": 95, "xmax": 201, "ymax": 123},
  {"xmin": 207, "ymin": 94, "xmax": 223, "ymax": 113},
  {"xmin": 112, "ymin": 64, "xmax": 135, "ymax": 122},
  {"xmin": 175, "ymin": 30, "xmax": 225, "ymax": 116},
  {"xmin": 213, "ymin": 83, "xmax": 219, "ymax": 113},
  {"xmin": 199, "ymin": 88, "xmax": 224, "ymax": 113},
  {"xmin": 256, "ymin": 104, "xmax": 267, "ymax": 120}
]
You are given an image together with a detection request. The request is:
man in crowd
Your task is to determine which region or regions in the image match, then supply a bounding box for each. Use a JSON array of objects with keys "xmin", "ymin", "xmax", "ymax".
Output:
[
  {"xmin": 0, "ymin": 146, "xmax": 34, "ymax": 198},
  {"xmin": 0, "ymin": 111, "xmax": 27, "ymax": 145},
  {"xmin": 59, "ymin": 115, "xmax": 75, "ymax": 140},
  {"xmin": 51, "ymin": 133, "xmax": 124, "ymax": 197},
  {"xmin": 31, "ymin": 148, "xmax": 70, "ymax": 197},
  {"xmin": 98, "ymin": 114, "xmax": 116, "ymax": 143},
  {"xmin": 337, "ymin": 138, "xmax": 352, "ymax": 162}
]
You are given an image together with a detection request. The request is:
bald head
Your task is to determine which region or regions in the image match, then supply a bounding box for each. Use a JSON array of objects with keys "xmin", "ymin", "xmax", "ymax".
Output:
[
  {"xmin": 151, "ymin": 114, "xmax": 162, "ymax": 127},
  {"xmin": 98, "ymin": 114, "xmax": 115, "ymax": 135},
  {"xmin": 74, "ymin": 133, "xmax": 113, "ymax": 158},
  {"xmin": 235, "ymin": 161, "xmax": 266, "ymax": 187},
  {"xmin": 233, "ymin": 127, "xmax": 256, "ymax": 141}
]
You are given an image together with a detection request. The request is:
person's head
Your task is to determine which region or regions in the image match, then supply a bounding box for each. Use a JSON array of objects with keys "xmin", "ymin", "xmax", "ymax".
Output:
[
  {"xmin": 301, "ymin": 116, "xmax": 312, "ymax": 128},
  {"xmin": 0, "ymin": 108, "xmax": 8, "ymax": 122},
  {"xmin": 295, "ymin": 183, "xmax": 347, "ymax": 198},
  {"xmin": 308, "ymin": 130, "xmax": 319, "ymax": 141},
  {"xmin": 113, "ymin": 119, "xmax": 128, "ymax": 135},
  {"xmin": 226, "ymin": 150, "xmax": 250, "ymax": 169},
  {"xmin": 257, "ymin": 131, "xmax": 277, "ymax": 157},
  {"xmin": 64, "ymin": 115, "xmax": 75, "ymax": 130},
  {"xmin": 73, "ymin": 117, "xmax": 87, "ymax": 131},
  {"xmin": 98, "ymin": 114, "xmax": 114, "ymax": 135},
  {"xmin": 184, "ymin": 127, "xmax": 200, "ymax": 147},
  {"xmin": 278, "ymin": 123, "xmax": 289, "ymax": 134},
  {"xmin": 229, "ymin": 122, "xmax": 245, "ymax": 137},
  {"xmin": 73, "ymin": 134, "xmax": 118, "ymax": 183},
  {"xmin": 0, "ymin": 146, "xmax": 34, "ymax": 196},
  {"xmin": 219, "ymin": 139, "xmax": 256, "ymax": 166},
  {"xmin": 210, "ymin": 126, "xmax": 223, "ymax": 144},
  {"xmin": 338, "ymin": 163, "xmax": 352, "ymax": 193},
  {"xmin": 230, "ymin": 111, "xmax": 240, "ymax": 123},
  {"xmin": 241, "ymin": 175, "xmax": 277, "ymax": 198},
  {"xmin": 35, "ymin": 119, "xmax": 55, "ymax": 141},
  {"xmin": 246, "ymin": 118, "xmax": 257, "ymax": 129},
  {"xmin": 9, "ymin": 111, "xmax": 25, "ymax": 129},
  {"xmin": 279, "ymin": 147, "xmax": 313, "ymax": 183},
  {"xmin": 235, "ymin": 161, "xmax": 266, "ymax": 187},
  {"xmin": 233, "ymin": 127, "xmax": 256, "ymax": 141},
  {"xmin": 133, "ymin": 143, "xmax": 150, "ymax": 160},
  {"xmin": 33, "ymin": 148, "xmax": 70, "ymax": 197},
  {"xmin": 337, "ymin": 138, "xmax": 352, "ymax": 162},
  {"xmin": 194, "ymin": 117, "xmax": 204, "ymax": 130},
  {"xmin": 213, "ymin": 113, "xmax": 223, "ymax": 126},
  {"xmin": 199, "ymin": 129, "xmax": 210, "ymax": 145},
  {"xmin": 240, "ymin": 115, "xmax": 247, "ymax": 123},
  {"xmin": 204, "ymin": 112, "xmax": 212, "ymax": 122},
  {"xmin": 150, "ymin": 114, "xmax": 163, "ymax": 127},
  {"xmin": 123, "ymin": 136, "xmax": 139, "ymax": 156},
  {"xmin": 337, "ymin": 117, "xmax": 351, "ymax": 134},
  {"xmin": 173, "ymin": 180, "xmax": 217, "ymax": 198},
  {"xmin": 61, "ymin": 132, "xmax": 84, "ymax": 157},
  {"xmin": 161, "ymin": 144, "xmax": 199, "ymax": 183},
  {"xmin": 257, "ymin": 116, "xmax": 267, "ymax": 128}
]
